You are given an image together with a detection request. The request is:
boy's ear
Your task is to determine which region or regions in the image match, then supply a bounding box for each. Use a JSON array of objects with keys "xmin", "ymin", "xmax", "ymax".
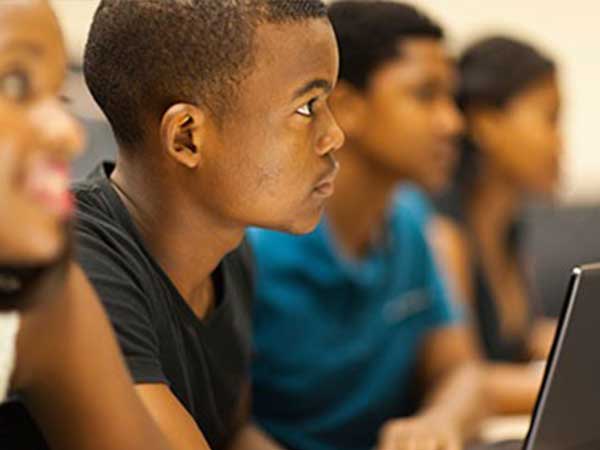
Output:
[
  {"xmin": 160, "ymin": 103, "xmax": 206, "ymax": 169},
  {"xmin": 328, "ymin": 80, "xmax": 367, "ymax": 138}
]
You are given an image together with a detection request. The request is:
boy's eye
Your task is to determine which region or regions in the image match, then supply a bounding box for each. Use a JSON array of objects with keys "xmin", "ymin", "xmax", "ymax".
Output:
[
  {"xmin": 0, "ymin": 70, "xmax": 31, "ymax": 103},
  {"xmin": 296, "ymin": 98, "xmax": 317, "ymax": 117}
]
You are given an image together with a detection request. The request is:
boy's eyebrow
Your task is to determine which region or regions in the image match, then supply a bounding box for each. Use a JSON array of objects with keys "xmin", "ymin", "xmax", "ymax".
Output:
[{"xmin": 292, "ymin": 79, "xmax": 332, "ymax": 100}]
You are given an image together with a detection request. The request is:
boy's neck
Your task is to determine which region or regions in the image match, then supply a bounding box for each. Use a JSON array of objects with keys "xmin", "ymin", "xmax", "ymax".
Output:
[
  {"xmin": 110, "ymin": 153, "xmax": 245, "ymax": 311},
  {"xmin": 326, "ymin": 143, "xmax": 399, "ymax": 259}
]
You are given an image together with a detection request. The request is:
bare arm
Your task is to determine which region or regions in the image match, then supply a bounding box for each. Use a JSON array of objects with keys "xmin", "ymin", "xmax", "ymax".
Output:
[
  {"xmin": 377, "ymin": 326, "xmax": 487, "ymax": 450},
  {"xmin": 427, "ymin": 216, "xmax": 475, "ymax": 307},
  {"xmin": 135, "ymin": 384, "xmax": 212, "ymax": 450},
  {"xmin": 483, "ymin": 363, "xmax": 543, "ymax": 415},
  {"xmin": 13, "ymin": 264, "xmax": 172, "ymax": 450},
  {"xmin": 429, "ymin": 215, "xmax": 542, "ymax": 415},
  {"xmin": 136, "ymin": 379, "xmax": 285, "ymax": 450},
  {"xmin": 528, "ymin": 318, "xmax": 556, "ymax": 360},
  {"xmin": 418, "ymin": 327, "xmax": 487, "ymax": 439}
]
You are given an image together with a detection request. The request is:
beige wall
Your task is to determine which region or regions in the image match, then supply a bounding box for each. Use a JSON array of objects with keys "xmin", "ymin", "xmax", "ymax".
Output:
[
  {"xmin": 50, "ymin": 0, "xmax": 97, "ymax": 64},
  {"xmin": 51, "ymin": 0, "xmax": 600, "ymax": 203}
]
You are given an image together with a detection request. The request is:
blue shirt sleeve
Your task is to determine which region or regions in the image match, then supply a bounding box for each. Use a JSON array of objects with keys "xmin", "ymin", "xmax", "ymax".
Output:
[{"xmin": 394, "ymin": 187, "xmax": 464, "ymax": 327}]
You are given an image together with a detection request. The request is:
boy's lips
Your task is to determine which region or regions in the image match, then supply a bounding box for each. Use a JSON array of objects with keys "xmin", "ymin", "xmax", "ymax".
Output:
[{"xmin": 313, "ymin": 162, "xmax": 340, "ymax": 198}]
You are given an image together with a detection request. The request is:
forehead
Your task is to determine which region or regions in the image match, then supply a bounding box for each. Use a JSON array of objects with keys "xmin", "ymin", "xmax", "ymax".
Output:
[
  {"xmin": 369, "ymin": 38, "xmax": 454, "ymax": 90},
  {"xmin": 0, "ymin": 0, "xmax": 64, "ymax": 63},
  {"xmin": 238, "ymin": 19, "xmax": 339, "ymax": 106}
]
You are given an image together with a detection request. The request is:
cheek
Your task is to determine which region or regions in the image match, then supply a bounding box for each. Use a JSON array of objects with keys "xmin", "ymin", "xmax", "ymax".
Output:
[
  {"xmin": 234, "ymin": 149, "xmax": 323, "ymax": 232},
  {"xmin": 0, "ymin": 103, "xmax": 28, "ymax": 141},
  {"xmin": 514, "ymin": 122, "xmax": 557, "ymax": 174},
  {"xmin": 0, "ymin": 106, "xmax": 36, "ymax": 179},
  {"xmin": 362, "ymin": 100, "xmax": 422, "ymax": 161},
  {"xmin": 232, "ymin": 129, "xmax": 311, "ymax": 210}
]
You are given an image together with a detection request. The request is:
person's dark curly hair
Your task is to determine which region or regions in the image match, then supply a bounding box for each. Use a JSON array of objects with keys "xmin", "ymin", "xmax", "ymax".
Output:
[{"xmin": 328, "ymin": 1, "xmax": 443, "ymax": 90}]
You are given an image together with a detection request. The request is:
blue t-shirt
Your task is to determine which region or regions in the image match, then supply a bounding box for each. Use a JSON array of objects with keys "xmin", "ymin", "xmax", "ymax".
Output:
[
  {"xmin": 248, "ymin": 190, "xmax": 460, "ymax": 450},
  {"xmin": 395, "ymin": 183, "xmax": 435, "ymax": 228}
]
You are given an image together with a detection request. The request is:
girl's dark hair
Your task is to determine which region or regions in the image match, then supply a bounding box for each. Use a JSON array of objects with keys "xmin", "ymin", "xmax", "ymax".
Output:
[
  {"xmin": 438, "ymin": 36, "xmax": 556, "ymax": 221},
  {"xmin": 454, "ymin": 36, "xmax": 556, "ymax": 190},
  {"xmin": 328, "ymin": 1, "xmax": 444, "ymax": 91},
  {"xmin": 457, "ymin": 36, "xmax": 556, "ymax": 111}
]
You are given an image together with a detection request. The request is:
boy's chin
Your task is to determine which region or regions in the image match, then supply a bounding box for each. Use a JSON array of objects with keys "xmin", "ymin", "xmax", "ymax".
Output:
[
  {"xmin": 286, "ymin": 213, "xmax": 323, "ymax": 235},
  {"xmin": 256, "ymin": 212, "xmax": 323, "ymax": 236}
]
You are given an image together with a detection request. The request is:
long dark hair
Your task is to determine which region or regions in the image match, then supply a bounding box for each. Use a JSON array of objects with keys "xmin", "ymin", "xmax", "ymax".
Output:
[{"xmin": 455, "ymin": 36, "xmax": 556, "ymax": 190}]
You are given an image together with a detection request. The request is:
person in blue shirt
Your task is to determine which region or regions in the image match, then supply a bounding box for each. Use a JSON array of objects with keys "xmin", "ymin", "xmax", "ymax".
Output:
[{"xmin": 249, "ymin": 3, "xmax": 491, "ymax": 450}]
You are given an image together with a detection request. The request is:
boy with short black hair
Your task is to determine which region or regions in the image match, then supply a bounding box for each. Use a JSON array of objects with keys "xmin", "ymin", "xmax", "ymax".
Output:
[{"xmin": 74, "ymin": 1, "xmax": 344, "ymax": 448}]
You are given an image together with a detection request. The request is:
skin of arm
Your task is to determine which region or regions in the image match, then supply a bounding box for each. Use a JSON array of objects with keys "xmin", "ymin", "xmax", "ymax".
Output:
[
  {"xmin": 135, "ymin": 384, "xmax": 212, "ymax": 450},
  {"xmin": 133, "ymin": 302, "xmax": 281, "ymax": 450},
  {"xmin": 12, "ymin": 263, "xmax": 172, "ymax": 450},
  {"xmin": 15, "ymin": 262, "xmax": 275, "ymax": 450},
  {"xmin": 528, "ymin": 318, "xmax": 556, "ymax": 361},
  {"xmin": 377, "ymin": 325, "xmax": 487, "ymax": 450},
  {"xmin": 427, "ymin": 216, "xmax": 475, "ymax": 308},
  {"xmin": 136, "ymin": 369, "xmax": 285, "ymax": 450},
  {"xmin": 482, "ymin": 363, "xmax": 543, "ymax": 415},
  {"xmin": 429, "ymin": 216, "xmax": 544, "ymax": 415}
]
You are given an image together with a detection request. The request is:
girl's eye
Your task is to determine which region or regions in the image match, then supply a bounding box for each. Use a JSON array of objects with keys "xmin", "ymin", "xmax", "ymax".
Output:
[
  {"xmin": 0, "ymin": 70, "xmax": 31, "ymax": 103},
  {"xmin": 413, "ymin": 85, "xmax": 436, "ymax": 103},
  {"xmin": 296, "ymin": 98, "xmax": 317, "ymax": 118},
  {"xmin": 59, "ymin": 94, "xmax": 73, "ymax": 105}
]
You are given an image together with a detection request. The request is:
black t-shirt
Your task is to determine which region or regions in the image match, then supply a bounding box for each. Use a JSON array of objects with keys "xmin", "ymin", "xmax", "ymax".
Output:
[{"xmin": 73, "ymin": 162, "xmax": 253, "ymax": 449}]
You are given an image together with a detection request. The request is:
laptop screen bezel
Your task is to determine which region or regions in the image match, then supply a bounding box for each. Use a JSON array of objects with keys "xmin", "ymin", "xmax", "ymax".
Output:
[{"xmin": 522, "ymin": 267, "xmax": 582, "ymax": 450}]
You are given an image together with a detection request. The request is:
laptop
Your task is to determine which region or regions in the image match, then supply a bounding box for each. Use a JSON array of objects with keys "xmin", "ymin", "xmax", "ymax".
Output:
[{"xmin": 472, "ymin": 263, "xmax": 600, "ymax": 450}]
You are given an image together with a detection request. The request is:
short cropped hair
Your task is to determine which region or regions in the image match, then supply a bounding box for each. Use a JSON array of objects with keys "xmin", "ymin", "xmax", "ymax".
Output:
[
  {"xmin": 328, "ymin": 1, "xmax": 443, "ymax": 90},
  {"xmin": 84, "ymin": 0, "xmax": 327, "ymax": 146}
]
